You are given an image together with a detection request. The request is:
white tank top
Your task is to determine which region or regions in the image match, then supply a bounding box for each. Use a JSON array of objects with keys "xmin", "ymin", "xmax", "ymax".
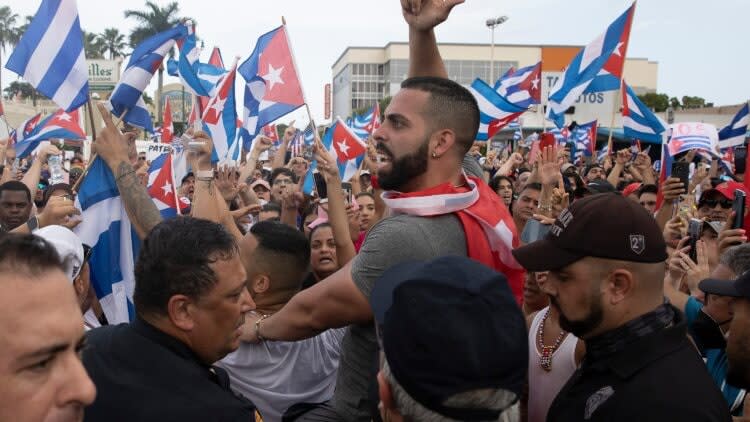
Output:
[{"xmin": 527, "ymin": 306, "xmax": 579, "ymax": 422}]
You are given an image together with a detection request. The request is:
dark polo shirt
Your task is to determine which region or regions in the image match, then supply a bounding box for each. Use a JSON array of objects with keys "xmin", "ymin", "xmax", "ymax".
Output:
[
  {"xmin": 83, "ymin": 318, "xmax": 255, "ymax": 422},
  {"xmin": 547, "ymin": 307, "xmax": 730, "ymax": 422}
]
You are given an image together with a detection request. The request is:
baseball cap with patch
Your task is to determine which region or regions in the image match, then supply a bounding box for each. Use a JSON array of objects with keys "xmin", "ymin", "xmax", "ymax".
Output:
[{"xmin": 512, "ymin": 194, "xmax": 668, "ymax": 271}]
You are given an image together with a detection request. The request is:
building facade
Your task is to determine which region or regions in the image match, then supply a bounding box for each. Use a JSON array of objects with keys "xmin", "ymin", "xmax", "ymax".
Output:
[{"xmin": 331, "ymin": 42, "xmax": 658, "ymax": 133}]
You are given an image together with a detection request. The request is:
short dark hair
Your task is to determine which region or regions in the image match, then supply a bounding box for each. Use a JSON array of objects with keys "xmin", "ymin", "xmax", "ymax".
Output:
[
  {"xmin": 0, "ymin": 233, "xmax": 64, "ymax": 278},
  {"xmin": 400, "ymin": 76, "xmax": 480, "ymax": 155},
  {"xmin": 638, "ymin": 184, "xmax": 659, "ymax": 197},
  {"xmin": 309, "ymin": 222, "xmax": 332, "ymax": 241},
  {"xmin": 270, "ymin": 168, "xmax": 294, "ymax": 186},
  {"xmin": 521, "ymin": 182, "xmax": 543, "ymax": 194},
  {"xmin": 489, "ymin": 175, "xmax": 514, "ymax": 193},
  {"xmin": 0, "ymin": 180, "xmax": 31, "ymax": 203},
  {"xmin": 262, "ymin": 202, "xmax": 282, "ymax": 215},
  {"xmin": 133, "ymin": 217, "xmax": 239, "ymax": 317},
  {"xmin": 249, "ymin": 221, "xmax": 310, "ymax": 291}
]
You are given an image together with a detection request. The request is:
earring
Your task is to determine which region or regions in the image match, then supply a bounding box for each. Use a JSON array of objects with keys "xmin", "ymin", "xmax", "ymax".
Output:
[{"xmin": 431, "ymin": 151, "xmax": 437, "ymax": 159}]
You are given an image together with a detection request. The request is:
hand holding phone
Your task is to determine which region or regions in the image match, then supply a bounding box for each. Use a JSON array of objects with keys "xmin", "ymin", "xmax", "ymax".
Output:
[
  {"xmin": 313, "ymin": 171, "xmax": 328, "ymax": 203},
  {"xmin": 671, "ymin": 161, "xmax": 690, "ymax": 195},
  {"xmin": 732, "ymin": 190, "xmax": 746, "ymax": 230},
  {"xmin": 688, "ymin": 218, "xmax": 703, "ymax": 263},
  {"xmin": 341, "ymin": 182, "xmax": 352, "ymax": 205}
]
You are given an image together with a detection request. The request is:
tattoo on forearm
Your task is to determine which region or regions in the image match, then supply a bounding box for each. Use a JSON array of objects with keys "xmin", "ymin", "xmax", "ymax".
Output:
[{"xmin": 114, "ymin": 161, "xmax": 162, "ymax": 235}]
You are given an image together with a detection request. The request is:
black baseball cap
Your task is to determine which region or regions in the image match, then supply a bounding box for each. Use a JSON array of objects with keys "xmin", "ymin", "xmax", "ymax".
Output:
[
  {"xmin": 586, "ymin": 179, "xmax": 617, "ymax": 194},
  {"xmin": 700, "ymin": 271, "xmax": 750, "ymax": 298},
  {"xmin": 181, "ymin": 172, "xmax": 194, "ymax": 185},
  {"xmin": 370, "ymin": 256, "xmax": 526, "ymax": 421},
  {"xmin": 512, "ymin": 194, "xmax": 668, "ymax": 271}
]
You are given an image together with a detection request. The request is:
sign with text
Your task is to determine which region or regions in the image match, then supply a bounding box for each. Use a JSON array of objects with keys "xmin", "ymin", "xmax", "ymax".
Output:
[
  {"xmin": 146, "ymin": 143, "xmax": 172, "ymax": 161},
  {"xmin": 88, "ymin": 59, "xmax": 120, "ymax": 91}
]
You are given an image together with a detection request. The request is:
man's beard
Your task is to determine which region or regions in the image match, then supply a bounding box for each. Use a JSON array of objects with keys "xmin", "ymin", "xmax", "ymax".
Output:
[
  {"xmin": 377, "ymin": 139, "xmax": 429, "ymax": 191},
  {"xmin": 550, "ymin": 294, "xmax": 604, "ymax": 338}
]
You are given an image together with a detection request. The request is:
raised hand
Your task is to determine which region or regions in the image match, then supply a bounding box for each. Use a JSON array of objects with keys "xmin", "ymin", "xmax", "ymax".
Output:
[
  {"xmin": 314, "ymin": 136, "xmax": 341, "ymax": 184},
  {"xmin": 95, "ymin": 102, "xmax": 132, "ymax": 169},
  {"xmin": 718, "ymin": 211, "xmax": 747, "ymax": 256},
  {"xmin": 216, "ymin": 165, "xmax": 240, "ymax": 202},
  {"xmin": 401, "ymin": 0, "xmax": 465, "ymax": 31},
  {"xmin": 38, "ymin": 195, "xmax": 81, "ymax": 229},
  {"xmin": 186, "ymin": 130, "xmax": 214, "ymax": 172},
  {"xmin": 661, "ymin": 177, "xmax": 686, "ymax": 202},
  {"xmin": 539, "ymin": 146, "xmax": 560, "ymax": 186}
]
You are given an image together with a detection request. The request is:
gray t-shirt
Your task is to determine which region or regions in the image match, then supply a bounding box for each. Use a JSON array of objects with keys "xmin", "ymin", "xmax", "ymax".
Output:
[{"xmin": 333, "ymin": 213, "xmax": 467, "ymax": 421}]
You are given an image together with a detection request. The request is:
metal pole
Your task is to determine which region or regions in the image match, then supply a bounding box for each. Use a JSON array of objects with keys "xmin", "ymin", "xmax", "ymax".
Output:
[{"xmin": 489, "ymin": 27, "xmax": 495, "ymax": 83}]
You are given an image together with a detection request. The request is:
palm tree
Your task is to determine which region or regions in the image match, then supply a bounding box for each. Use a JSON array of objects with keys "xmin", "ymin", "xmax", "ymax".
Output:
[
  {"xmin": 99, "ymin": 27, "xmax": 127, "ymax": 60},
  {"xmin": 15, "ymin": 15, "xmax": 32, "ymax": 36},
  {"xmin": 124, "ymin": 1, "xmax": 183, "ymax": 125},
  {"xmin": 83, "ymin": 30, "xmax": 105, "ymax": 59},
  {"xmin": 0, "ymin": 6, "xmax": 20, "ymax": 93}
]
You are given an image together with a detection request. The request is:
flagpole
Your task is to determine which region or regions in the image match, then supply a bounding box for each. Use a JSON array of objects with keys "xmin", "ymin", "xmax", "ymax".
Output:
[
  {"xmin": 606, "ymin": 89, "xmax": 619, "ymax": 156},
  {"xmin": 86, "ymin": 96, "xmax": 97, "ymax": 141},
  {"xmin": 607, "ymin": 2, "xmax": 636, "ymax": 157}
]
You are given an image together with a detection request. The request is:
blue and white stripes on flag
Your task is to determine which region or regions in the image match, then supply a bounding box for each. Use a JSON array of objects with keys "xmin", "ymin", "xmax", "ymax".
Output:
[
  {"xmin": 493, "ymin": 67, "xmax": 515, "ymax": 90},
  {"xmin": 108, "ymin": 24, "xmax": 188, "ymax": 132},
  {"xmin": 468, "ymin": 78, "xmax": 527, "ymax": 141},
  {"xmin": 5, "ymin": 0, "xmax": 88, "ymax": 112},
  {"xmin": 170, "ymin": 22, "xmax": 226, "ymax": 97},
  {"xmin": 546, "ymin": 3, "xmax": 635, "ymax": 128},
  {"xmin": 621, "ymin": 81, "xmax": 666, "ymax": 144},
  {"xmin": 350, "ymin": 112, "xmax": 370, "ymax": 140},
  {"xmin": 201, "ymin": 59, "xmax": 238, "ymax": 163},
  {"xmin": 718, "ymin": 103, "xmax": 749, "ymax": 149},
  {"xmin": 74, "ymin": 157, "xmax": 138, "ymax": 324}
]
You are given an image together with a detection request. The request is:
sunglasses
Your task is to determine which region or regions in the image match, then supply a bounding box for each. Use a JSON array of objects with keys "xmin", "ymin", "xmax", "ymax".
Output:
[{"xmin": 700, "ymin": 198, "xmax": 733, "ymax": 209}]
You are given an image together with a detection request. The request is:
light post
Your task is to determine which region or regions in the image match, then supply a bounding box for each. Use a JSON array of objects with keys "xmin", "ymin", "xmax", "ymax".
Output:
[{"xmin": 486, "ymin": 15, "xmax": 509, "ymax": 83}]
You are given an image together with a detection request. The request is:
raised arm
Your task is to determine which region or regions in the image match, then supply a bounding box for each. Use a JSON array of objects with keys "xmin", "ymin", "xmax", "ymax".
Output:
[
  {"xmin": 22, "ymin": 143, "xmax": 61, "ymax": 201},
  {"xmin": 95, "ymin": 103, "xmax": 162, "ymax": 240},
  {"xmin": 402, "ymin": 0, "xmax": 464, "ymax": 78},
  {"xmin": 271, "ymin": 124, "xmax": 296, "ymax": 171}
]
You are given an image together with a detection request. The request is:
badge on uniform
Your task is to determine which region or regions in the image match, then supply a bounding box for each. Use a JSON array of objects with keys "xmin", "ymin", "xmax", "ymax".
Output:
[{"xmin": 584, "ymin": 386, "xmax": 615, "ymax": 420}]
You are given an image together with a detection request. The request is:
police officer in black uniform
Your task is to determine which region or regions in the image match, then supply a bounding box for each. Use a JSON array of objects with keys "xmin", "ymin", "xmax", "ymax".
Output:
[{"xmin": 513, "ymin": 194, "xmax": 730, "ymax": 421}]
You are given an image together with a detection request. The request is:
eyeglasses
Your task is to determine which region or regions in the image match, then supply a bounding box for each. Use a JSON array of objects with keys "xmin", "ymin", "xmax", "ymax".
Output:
[{"xmin": 700, "ymin": 198, "xmax": 733, "ymax": 209}]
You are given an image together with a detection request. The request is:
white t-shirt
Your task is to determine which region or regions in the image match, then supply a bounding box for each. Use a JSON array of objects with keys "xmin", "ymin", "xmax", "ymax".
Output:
[{"xmin": 217, "ymin": 328, "xmax": 345, "ymax": 422}]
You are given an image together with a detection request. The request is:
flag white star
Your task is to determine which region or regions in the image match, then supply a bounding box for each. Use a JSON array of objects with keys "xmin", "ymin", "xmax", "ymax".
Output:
[
  {"xmin": 531, "ymin": 76, "xmax": 540, "ymax": 90},
  {"xmin": 612, "ymin": 41, "xmax": 624, "ymax": 57},
  {"xmin": 262, "ymin": 64, "xmax": 285, "ymax": 90},
  {"xmin": 56, "ymin": 112, "xmax": 72, "ymax": 122},
  {"xmin": 209, "ymin": 97, "xmax": 226, "ymax": 114},
  {"xmin": 337, "ymin": 140, "xmax": 350, "ymax": 155},
  {"xmin": 161, "ymin": 181, "xmax": 173, "ymax": 197}
]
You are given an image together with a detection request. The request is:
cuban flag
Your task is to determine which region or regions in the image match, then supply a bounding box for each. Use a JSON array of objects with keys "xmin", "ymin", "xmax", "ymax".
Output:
[
  {"xmin": 303, "ymin": 117, "xmax": 367, "ymax": 194},
  {"xmin": 15, "ymin": 108, "xmax": 85, "ymax": 158},
  {"xmin": 262, "ymin": 124, "xmax": 279, "ymax": 144},
  {"xmin": 718, "ymin": 103, "xmax": 749, "ymax": 149},
  {"xmin": 5, "ymin": 0, "xmax": 88, "ymax": 112},
  {"xmin": 10, "ymin": 113, "xmax": 42, "ymax": 146},
  {"xmin": 291, "ymin": 122, "xmax": 316, "ymax": 158},
  {"xmin": 171, "ymin": 23, "xmax": 226, "ymax": 97},
  {"xmin": 239, "ymin": 26, "xmax": 305, "ymax": 137},
  {"xmin": 351, "ymin": 111, "xmax": 371, "ymax": 140},
  {"xmin": 208, "ymin": 46, "xmax": 225, "ymax": 68},
  {"xmin": 202, "ymin": 59, "xmax": 238, "ymax": 163},
  {"xmin": 546, "ymin": 3, "xmax": 635, "ymax": 128},
  {"xmin": 575, "ymin": 120, "xmax": 598, "ymax": 159},
  {"xmin": 161, "ymin": 100, "xmax": 174, "ymax": 143},
  {"xmin": 74, "ymin": 157, "xmax": 138, "ymax": 324},
  {"xmin": 109, "ymin": 24, "xmax": 188, "ymax": 132},
  {"xmin": 469, "ymin": 78, "xmax": 527, "ymax": 141},
  {"xmin": 493, "ymin": 66, "xmax": 515, "ymax": 90},
  {"xmin": 147, "ymin": 153, "xmax": 181, "ymax": 217},
  {"xmin": 622, "ymin": 81, "xmax": 666, "ymax": 144},
  {"xmin": 549, "ymin": 127, "xmax": 570, "ymax": 145},
  {"xmin": 360, "ymin": 102, "xmax": 381, "ymax": 135},
  {"xmin": 497, "ymin": 62, "xmax": 542, "ymax": 108}
]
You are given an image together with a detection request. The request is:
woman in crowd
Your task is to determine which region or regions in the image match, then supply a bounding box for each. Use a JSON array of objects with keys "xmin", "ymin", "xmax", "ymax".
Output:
[{"xmin": 490, "ymin": 175, "xmax": 515, "ymax": 208}]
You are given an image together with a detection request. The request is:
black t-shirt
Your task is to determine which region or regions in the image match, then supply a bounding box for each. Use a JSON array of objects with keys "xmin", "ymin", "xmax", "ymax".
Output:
[{"xmin": 83, "ymin": 318, "xmax": 256, "ymax": 422}]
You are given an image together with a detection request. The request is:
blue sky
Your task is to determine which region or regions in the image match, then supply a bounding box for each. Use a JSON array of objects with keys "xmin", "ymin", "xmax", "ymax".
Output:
[{"xmin": 2, "ymin": 0, "xmax": 747, "ymax": 124}]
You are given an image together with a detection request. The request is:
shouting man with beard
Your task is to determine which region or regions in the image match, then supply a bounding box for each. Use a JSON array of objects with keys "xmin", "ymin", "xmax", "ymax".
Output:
[
  {"xmin": 512, "ymin": 194, "xmax": 730, "ymax": 421},
  {"xmin": 240, "ymin": 1, "xmax": 523, "ymax": 421}
]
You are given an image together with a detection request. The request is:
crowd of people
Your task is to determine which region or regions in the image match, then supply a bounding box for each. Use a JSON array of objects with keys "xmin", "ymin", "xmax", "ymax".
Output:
[{"xmin": 1, "ymin": 1, "xmax": 750, "ymax": 421}]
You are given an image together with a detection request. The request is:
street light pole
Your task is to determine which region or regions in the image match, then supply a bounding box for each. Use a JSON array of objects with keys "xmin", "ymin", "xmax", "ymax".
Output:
[{"xmin": 486, "ymin": 16, "xmax": 509, "ymax": 84}]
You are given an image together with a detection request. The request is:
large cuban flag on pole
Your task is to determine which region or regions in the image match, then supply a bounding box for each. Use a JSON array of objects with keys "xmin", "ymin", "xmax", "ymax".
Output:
[
  {"xmin": 5, "ymin": 0, "xmax": 89, "ymax": 112},
  {"xmin": 546, "ymin": 3, "xmax": 635, "ymax": 128},
  {"xmin": 238, "ymin": 25, "xmax": 306, "ymax": 137}
]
